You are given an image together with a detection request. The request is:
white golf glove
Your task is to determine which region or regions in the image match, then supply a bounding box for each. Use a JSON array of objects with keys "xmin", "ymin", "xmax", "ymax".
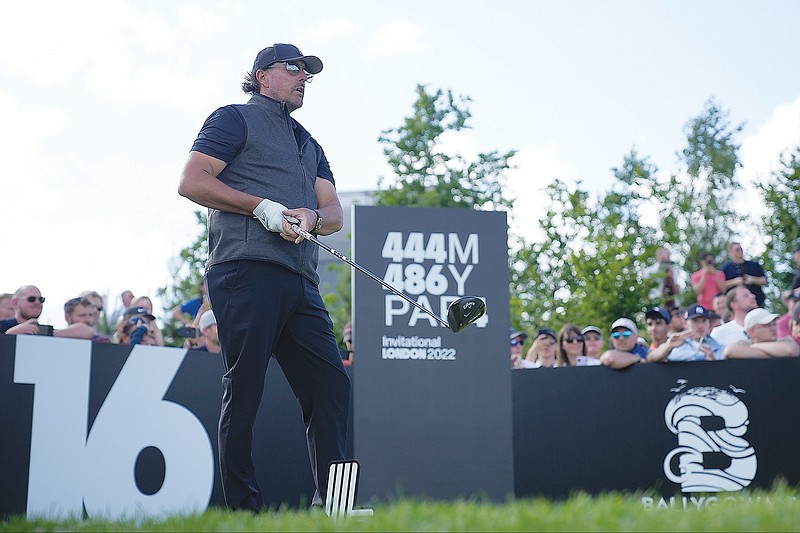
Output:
[{"xmin": 253, "ymin": 198, "xmax": 288, "ymax": 233}]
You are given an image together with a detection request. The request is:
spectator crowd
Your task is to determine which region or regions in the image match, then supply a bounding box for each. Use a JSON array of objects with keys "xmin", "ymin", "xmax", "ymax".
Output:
[
  {"xmin": 4, "ymin": 241, "xmax": 800, "ymax": 367},
  {"xmin": 511, "ymin": 241, "xmax": 800, "ymax": 369},
  {"xmin": 0, "ymin": 281, "xmax": 219, "ymax": 354}
]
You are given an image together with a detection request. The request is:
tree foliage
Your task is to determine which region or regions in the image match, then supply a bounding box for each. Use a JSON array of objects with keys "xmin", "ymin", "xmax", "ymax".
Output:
[
  {"xmin": 376, "ymin": 84, "xmax": 516, "ymax": 210},
  {"xmin": 510, "ymin": 150, "xmax": 661, "ymax": 333},
  {"xmin": 756, "ymin": 147, "xmax": 800, "ymax": 306},
  {"xmin": 321, "ymin": 243, "xmax": 353, "ymax": 346},
  {"xmin": 653, "ymin": 99, "xmax": 744, "ymax": 303},
  {"xmin": 158, "ymin": 210, "xmax": 208, "ymax": 346}
]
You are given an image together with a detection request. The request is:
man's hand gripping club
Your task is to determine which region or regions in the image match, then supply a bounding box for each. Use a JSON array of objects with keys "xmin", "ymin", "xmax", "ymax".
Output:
[
  {"xmin": 253, "ymin": 198, "xmax": 305, "ymax": 242},
  {"xmin": 253, "ymin": 198, "xmax": 290, "ymax": 233}
]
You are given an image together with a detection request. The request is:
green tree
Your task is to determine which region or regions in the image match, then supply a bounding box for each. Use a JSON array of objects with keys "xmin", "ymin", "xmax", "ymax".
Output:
[
  {"xmin": 652, "ymin": 99, "xmax": 745, "ymax": 303},
  {"xmin": 510, "ymin": 150, "xmax": 661, "ymax": 335},
  {"xmin": 158, "ymin": 210, "xmax": 208, "ymax": 346},
  {"xmin": 756, "ymin": 146, "xmax": 800, "ymax": 308},
  {"xmin": 376, "ymin": 84, "xmax": 516, "ymax": 210},
  {"xmin": 321, "ymin": 241, "xmax": 353, "ymax": 346}
]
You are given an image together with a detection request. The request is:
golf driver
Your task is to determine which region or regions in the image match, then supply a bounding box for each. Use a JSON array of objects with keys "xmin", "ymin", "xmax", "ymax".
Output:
[{"xmin": 289, "ymin": 223, "xmax": 486, "ymax": 333}]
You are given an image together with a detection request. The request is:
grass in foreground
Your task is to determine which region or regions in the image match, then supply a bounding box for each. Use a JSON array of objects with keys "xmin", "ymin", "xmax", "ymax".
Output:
[{"xmin": 3, "ymin": 485, "xmax": 799, "ymax": 532}]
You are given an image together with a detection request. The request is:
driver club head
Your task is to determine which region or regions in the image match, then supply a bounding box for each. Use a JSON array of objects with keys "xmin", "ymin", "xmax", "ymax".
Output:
[{"xmin": 446, "ymin": 296, "xmax": 487, "ymax": 333}]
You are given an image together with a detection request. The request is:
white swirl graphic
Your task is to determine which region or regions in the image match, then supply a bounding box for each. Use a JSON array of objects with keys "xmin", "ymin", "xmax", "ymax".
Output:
[{"xmin": 663, "ymin": 386, "xmax": 757, "ymax": 492}]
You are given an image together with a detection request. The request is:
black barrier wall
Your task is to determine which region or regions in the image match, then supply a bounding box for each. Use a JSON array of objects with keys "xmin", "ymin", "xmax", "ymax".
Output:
[
  {"xmin": 3, "ymin": 334, "xmax": 799, "ymax": 519},
  {"xmin": 0, "ymin": 335, "xmax": 316, "ymax": 518},
  {"xmin": 513, "ymin": 359, "xmax": 800, "ymax": 498}
]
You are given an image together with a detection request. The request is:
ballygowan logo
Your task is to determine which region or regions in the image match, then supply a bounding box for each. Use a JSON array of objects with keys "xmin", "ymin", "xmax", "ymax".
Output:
[{"xmin": 663, "ymin": 381, "xmax": 757, "ymax": 492}]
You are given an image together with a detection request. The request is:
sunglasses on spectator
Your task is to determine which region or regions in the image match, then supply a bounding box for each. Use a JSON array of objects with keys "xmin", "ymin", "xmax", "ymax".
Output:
[
  {"xmin": 26, "ymin": 296, "xmax": 45, "ymax": 303},
  {"xmin": 127, "ymin": 316, "xmax": 150, "ymax": 326},
  {"xmin": 510, "ymin": 339, "xmax": 523, "ymax": 346},
  {"xmin": 563, "ymin": 336, "xmax": 584, "ymax": 343},
  {"xmin": 611, "ymin": 330, "xmax": 633, "ymax": 339}
]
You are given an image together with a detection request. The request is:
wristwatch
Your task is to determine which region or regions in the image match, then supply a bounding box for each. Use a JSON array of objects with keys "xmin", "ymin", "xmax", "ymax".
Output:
[{"xmin": 313, "ymin": 209, "xmax": 324, "ymax": 234}]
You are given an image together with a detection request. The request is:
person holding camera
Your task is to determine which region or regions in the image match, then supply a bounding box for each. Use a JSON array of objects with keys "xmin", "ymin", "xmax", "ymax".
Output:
[
  {"xmin": 0, "ymin": 285, "xmax": 95, "ymax": 339},
  {"xmin": 691, "ymin": 252, "xmax": 726, "ymax": 310},
  {"xmin": 115, "ymin": 306, "xmax": 159, "ymax": 345}
]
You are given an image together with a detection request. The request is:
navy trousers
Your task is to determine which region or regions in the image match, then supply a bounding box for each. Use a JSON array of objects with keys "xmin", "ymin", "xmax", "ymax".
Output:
[{"xmin": 206, "ymin": 260, "xmax": 351, "ymax": 511}]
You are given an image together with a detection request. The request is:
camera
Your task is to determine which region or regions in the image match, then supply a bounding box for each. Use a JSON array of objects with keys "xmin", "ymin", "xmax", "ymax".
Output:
[
  {"xmin": 177, "ymin": 326, "xmax": 197, "ymax": 338},
  {"xmin": 37, "ymin": 324, "xmax": 54, "ymax": 336}
]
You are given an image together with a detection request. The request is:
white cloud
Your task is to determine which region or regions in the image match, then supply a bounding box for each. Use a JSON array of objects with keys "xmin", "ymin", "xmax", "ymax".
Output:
[
  {"xmin": 299, "ymin": 16, "xmax": 359, "ymax": 43},
  {"xmin": 176, "ymin": 4, "xmax": 227, "ymax": 37},
  {"xmin": 0, "ymin": 92, "xmax": 66, "ymax": 157},
  {"xmin": 436, "ymin": 130, "xmax": 478, "ymax": 160},
  {"xmin": 0, "ymin": 1, "xmax": 223, "ymax": 110},
  {"xmin": 740, "ymin": 94, "xmax": 800, "ymax": 181},
  {"xmin": 85, "ymin": 64, "xmax": 220, "ymax": 112},
  {"xmin": 366, "ymin": 20, "xmax": 428, "ymax": 57},
  {"xmin": 507, "ymin": 144, "xmax": 579, "ymax": 243},
  {"xmin": 0, "ymin": 0, "xmax": 140, "ymax": 84},
  {"xmin": 731, "ymin": 94, "xmax": 800, "ymax": 251}
]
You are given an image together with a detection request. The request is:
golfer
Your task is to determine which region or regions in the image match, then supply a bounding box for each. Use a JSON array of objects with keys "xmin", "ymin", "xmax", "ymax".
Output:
[{"xmin": 178, "ymin": 43, "xmax": 350, "ymax": 512}]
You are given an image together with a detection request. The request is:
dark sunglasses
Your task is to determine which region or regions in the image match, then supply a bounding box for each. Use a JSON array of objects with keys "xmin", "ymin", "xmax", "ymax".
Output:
[
  {"xmin": 510, "ymin": 339, "xmax": 523, "ymax": 346},
  {"xmin": 266, "ymin": 62, "xmax": 314, "ymax": 82},
  {"xmin": 127, "ymin": 316, "xmax": 149, "ymax": 326},
  {"xmin": 564, "ymin": 336, "xmax": 584, "ymax": 344},
  {"xmin": 26, "ymin": 296, "xmax": 45, "ymax": 303},
  {"xmin": 611, "ymin": 330, "xmax": 633, "ymax": 339}
]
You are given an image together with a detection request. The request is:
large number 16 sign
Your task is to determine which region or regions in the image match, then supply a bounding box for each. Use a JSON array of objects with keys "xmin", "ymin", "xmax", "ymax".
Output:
[{"xmin": 14, "ymin": 336, "xmax": 214, "ymax": 519}]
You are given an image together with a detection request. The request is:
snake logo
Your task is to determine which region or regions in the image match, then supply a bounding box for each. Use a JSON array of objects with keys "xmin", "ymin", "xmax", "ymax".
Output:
[{"xmin": 663, "ymin": 383, "xmax": 757, "ymax": 492}]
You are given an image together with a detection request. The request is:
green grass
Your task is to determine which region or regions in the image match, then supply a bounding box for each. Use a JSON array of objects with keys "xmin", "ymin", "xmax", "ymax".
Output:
[{"xmin": 3, "ymin": 485, "xmax": 799, "ymax": 532}]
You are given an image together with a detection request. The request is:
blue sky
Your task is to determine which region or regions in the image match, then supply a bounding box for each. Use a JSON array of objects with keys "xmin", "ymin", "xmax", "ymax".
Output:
[{"xmin": 1, "ymin": 0, "xmax": 799, "ymax": 326}]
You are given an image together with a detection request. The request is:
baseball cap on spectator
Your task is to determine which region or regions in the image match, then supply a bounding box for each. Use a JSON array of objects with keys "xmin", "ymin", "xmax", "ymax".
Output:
[
  {"xmin": 510, "ymin": 327, "xmax": 528, "ymax": 341},
  {"xmin": 610, "ymin": 317, "xmax": 637, "ymax": 335},
  {"xmin": 581, "ymin": 325, "xmax": 602, "ymax": 336},
  {"xmin": 684, "ymin": 304, "xmax": 709, "ymax": 320},
  {"xmin": 536, "ymin": 327, "xmax": 557, "ymax": 341},
  {"xmin": 743, "ymin": 308, "xmax": 779, "ymax": 331},
  {"xmin": 198, "ymin": 310, "xmax": 216, "ymax": 332},
  {"xmin": 123, "ymin": 306, "xmax": 155, "ymax": 321},
  {"xmin": 645, "ymin": 306, "xmax": 672, "ymax": 323}
]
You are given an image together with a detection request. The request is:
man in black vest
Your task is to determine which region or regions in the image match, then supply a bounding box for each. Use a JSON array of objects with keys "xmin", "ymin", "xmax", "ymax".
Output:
[{"xmin": 178, "ymin": 43, "xmax": 349, "ymax": 512}]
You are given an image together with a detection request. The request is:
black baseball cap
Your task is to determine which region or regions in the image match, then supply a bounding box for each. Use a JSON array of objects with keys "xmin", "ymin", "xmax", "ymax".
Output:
[
  {"xmin": 253, "ymin": 43, "xmax": 323, "ymax": 74},
  {"xmin": 645, "ymin": 306, "xmax": 672, "ymax": 324},
  {"xmin": 510, "ymin": 328, "xmax": 528, "ymax": 341},
  {"xmin": 536, "ymin": 327, "xmax": 557, "ymax": 340},
  {"xmin": 684, "ymin": 304, "xmax": 710, "ymax": 320},
  {"xmin": 123, "ymin": 306, "xmax": 155, "ymax": 321}
]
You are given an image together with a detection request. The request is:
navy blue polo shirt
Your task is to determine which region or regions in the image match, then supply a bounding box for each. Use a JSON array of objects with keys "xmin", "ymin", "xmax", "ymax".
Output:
[{"xmin": 191, "ymin": 95, "xmax": 334, "ymax": 184}]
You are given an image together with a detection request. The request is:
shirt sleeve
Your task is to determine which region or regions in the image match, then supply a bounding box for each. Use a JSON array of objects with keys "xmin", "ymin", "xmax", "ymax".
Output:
[
  {"xmin": 317, "ymin": 147, "xmax": 334, "ymax": 184},
  {"xmin": 190, "ymin": 106, "xmax": 247, "ymax": 163}
]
